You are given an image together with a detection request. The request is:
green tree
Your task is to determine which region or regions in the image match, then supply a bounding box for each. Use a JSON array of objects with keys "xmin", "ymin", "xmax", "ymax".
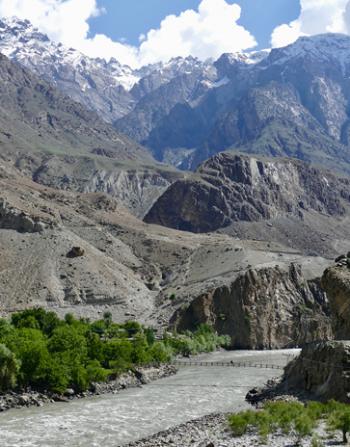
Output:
[
  {"xmin": 41, "ymin": 355, "xmax": 70, "ymax": 394},
  {"xmin": 3, "ymin": 328, "xmax": 49, "ymax": 386},
  {"xmin": 0, "ymin": 344, "xmax": 20, "ymax": 391},
  {"xmin": 124, "ymin": 321, "xmax": 142, "ymax": 337},
  {"xmin": 103, "ymin": 312, "xmax": 112, "ymax": 328},
  {"xmin": 149, "ymin": 342, "xmax": 172, "ymax": 363},
  {"xmin": 11, "ymin": 308, "xmax": 61, "ymax": 336},
  {"xmin": 132, "ymin": 334, "xmax": 151, "ymax": 365},
  {"xmin": 0, "ymin": 319, "xmax": 14, "ymax": 340},
  {"xmin": 104, "ymin": 339, "xmax": 133, "ymax": 372},
  {"xmin": 86, "ymin": 360, "xmax": 109, "ymax": 383},
  {"xmin": 48, "ymin": 326, "xmax": 88, "ymax": 361},
  {"xmin": 64, "ymin": 313, "xmax": 75, "ymax": 325},
  {"xmin": 145, "ymin": 327, "xmax": 155, "ymax": 346}
]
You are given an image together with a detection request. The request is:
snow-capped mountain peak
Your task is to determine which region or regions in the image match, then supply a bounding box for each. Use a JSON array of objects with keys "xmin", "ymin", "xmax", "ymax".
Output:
[
  {"xmin": 0, "ymin": 16, "xmax": 140, "ymax": 92},
  {"xmin": 268, "ymin": 33, "xmax": 350, "ymax": 71}
]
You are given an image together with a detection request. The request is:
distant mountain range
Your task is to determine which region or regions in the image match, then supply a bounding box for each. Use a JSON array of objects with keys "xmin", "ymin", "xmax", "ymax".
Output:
[
  {"xmin": 121, "ymin": 33, "xmax": 350, "ymax": 173},
  {"xmin": 3, "ymin": 18, "xmax": 350, "ymax": 174}
]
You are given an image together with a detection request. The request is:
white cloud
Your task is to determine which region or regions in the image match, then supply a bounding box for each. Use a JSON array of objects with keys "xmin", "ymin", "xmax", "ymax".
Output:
[
  {"xmin": 271, "ymin": 0, "xmax": 350, "ymax": 48},
  {"xmin": 138, "ymin": 0, "xmax": 257, "ymax": 66},
  {"xmin": 0, "ymin": 0, "xmax": 256, "ymax": 68}
]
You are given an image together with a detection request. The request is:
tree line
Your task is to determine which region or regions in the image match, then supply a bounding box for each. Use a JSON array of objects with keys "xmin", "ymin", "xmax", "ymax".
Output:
[{"xmin": 0, "ymin": 308, "xmax": 230, "ymax": 394}]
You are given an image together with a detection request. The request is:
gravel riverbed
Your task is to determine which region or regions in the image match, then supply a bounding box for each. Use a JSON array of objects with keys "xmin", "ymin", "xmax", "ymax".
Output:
[{"xmin": 124, "ymin": 412, "xmax": 341, "ymax": 447}]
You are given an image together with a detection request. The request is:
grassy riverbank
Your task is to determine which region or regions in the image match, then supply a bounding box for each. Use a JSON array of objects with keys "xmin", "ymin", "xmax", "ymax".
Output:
[{"xmin": 0, "ymin": 308, "xmax": 230, "ymax": 395}]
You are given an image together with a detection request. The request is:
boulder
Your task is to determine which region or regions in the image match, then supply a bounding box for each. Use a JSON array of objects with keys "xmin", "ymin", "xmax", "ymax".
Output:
[{"xmin": 67, "ymin": 246, "xmax": 85, "ymax": 258}]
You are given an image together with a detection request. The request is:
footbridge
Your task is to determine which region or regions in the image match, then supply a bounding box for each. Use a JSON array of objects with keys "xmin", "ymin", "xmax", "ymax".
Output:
[{"xmin": 172, "ymin": 360, "xmax": 285, "ymax": 370}]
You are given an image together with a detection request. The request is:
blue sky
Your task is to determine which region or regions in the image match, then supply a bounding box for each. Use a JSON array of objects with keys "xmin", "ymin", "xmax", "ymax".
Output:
[{"xmin": 89, "ymin": 0, "xmax": 301, "ymax": 49}]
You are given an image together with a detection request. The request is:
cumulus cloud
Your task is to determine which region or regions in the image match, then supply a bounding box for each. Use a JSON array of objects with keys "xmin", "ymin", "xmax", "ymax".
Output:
[
  {"xmin": 138, "ymin": 0, "xmax": 257, "ymax": 65},
  {"xmin": 0, "ymin": 0, "xmax": 256, "ymax": 67},
  {"xmin": 271, "ymin": 0, "xmax": 350, "ymax": 48}
]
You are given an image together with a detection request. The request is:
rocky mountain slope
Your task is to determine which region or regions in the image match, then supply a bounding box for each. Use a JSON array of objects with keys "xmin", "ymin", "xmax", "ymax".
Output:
[
  {"xmin": 272, "ymin": 341, "xmax": 350, "ymax": 402},
  {"xmin": 145, "ymin": 152, "xmax": 350, "ymax": 257},
  {"xmin": 0, "ymin": 51, "xmax": 148, "ymax": 162},
  {"xmin": 0, "ymin": 158, "xmax": 332, "ymax": 343},
  {"xmin": 0, "ymin": 49, "xmax": 186, "ymax": 216},
  {"xmin": 0, "ymin": 17, "xmax": 341, "ymax": 350}
]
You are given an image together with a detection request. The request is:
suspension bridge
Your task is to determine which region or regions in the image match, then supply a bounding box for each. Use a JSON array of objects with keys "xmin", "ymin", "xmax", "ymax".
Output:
[{"xmin": 171, "ymin": 360, "xmax": 285, "ymax": 370}]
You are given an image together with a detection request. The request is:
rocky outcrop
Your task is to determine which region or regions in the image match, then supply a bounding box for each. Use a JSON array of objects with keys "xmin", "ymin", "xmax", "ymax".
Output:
[
  {"xmin": 145, "ymin": 153, "xmax": 350, "ymax": 249},
  {"xmin": 322, "ymin": 255, "xmax": 350, "ymax": 339},
  {"xmin": 279, "ymin": 341, "xmax": 350, "ymax": 402},
  {"xmin": 0, "ymin": 199, "xmax": 50, "ymax": 233},
  {"xmin": 170, "ymin": 263, "xmax": 332, "ymax": 349}
]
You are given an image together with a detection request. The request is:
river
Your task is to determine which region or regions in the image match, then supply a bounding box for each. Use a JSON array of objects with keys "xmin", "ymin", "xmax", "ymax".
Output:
[{"xmin": 0, "ymin": 349, "xmax": 297, "ymax": 447}]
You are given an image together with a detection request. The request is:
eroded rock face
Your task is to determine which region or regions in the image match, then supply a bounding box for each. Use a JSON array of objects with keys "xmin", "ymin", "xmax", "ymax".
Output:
[
  {"xmin": 170, "ymin": 263, "xmax": 332, "ymax": 349},
  {"xmin": 145, "ymin": 153, "xmax": 350, "ymax": 233},
  {"xmin": 322, "ymin": 258, "xmax": 350, "ymax": 339},
  {"xmin": 281, "ymin": 341, "xmax": 350, "ymax": 402}
]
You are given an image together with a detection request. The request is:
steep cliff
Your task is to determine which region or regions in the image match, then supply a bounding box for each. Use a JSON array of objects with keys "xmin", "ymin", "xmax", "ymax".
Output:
[
  {"xmin": 265, "ymin": 258, "xmax": 350, "ymax": 402},
  {"xmin": 170, "ymin": 263, "xmax": 332, "ymax": 349},
  {"xmin": 322, "ymin": 255, "xmax": 350, "ymax": 339},
  {"xmin": 278, "ymin": 341, "xmax": 350, "ymax": 402}
]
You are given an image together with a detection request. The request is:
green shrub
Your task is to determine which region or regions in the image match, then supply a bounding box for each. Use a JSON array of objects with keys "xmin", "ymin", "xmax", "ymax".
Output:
[
  {"xmin": 86, "ymin": 360, "xmax": 109, "ymax": 383},
  {"xmin": 310, "ymin": 435, "xmax": 324, "ymax": 447},
  {"xmin": 228, "ymin": 400, "xmax": 350, "ymax": 445},
  {"xmin": 228, "ymin": 413, "xmax": 250, "ymax": 436},
  {"xmin": 327, "ymin": 401, "xmax": 350, "ymax": 443}
]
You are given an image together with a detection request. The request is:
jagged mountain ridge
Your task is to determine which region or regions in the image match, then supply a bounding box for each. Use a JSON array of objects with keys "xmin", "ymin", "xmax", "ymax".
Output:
[
  {"xmin": 0, "ymin": 17, "xmax": 269, "ymax": 167},
  {"xmin": 120, "ymin": 34, "xmax": 350, "ymax": 173},
  {"xmin": 0, "ymin": 17, "xmax": 137, "ymax": 121},
  {"xmin": 0, "ymin": 17, "xmax": 227, "ymax": 124}
]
